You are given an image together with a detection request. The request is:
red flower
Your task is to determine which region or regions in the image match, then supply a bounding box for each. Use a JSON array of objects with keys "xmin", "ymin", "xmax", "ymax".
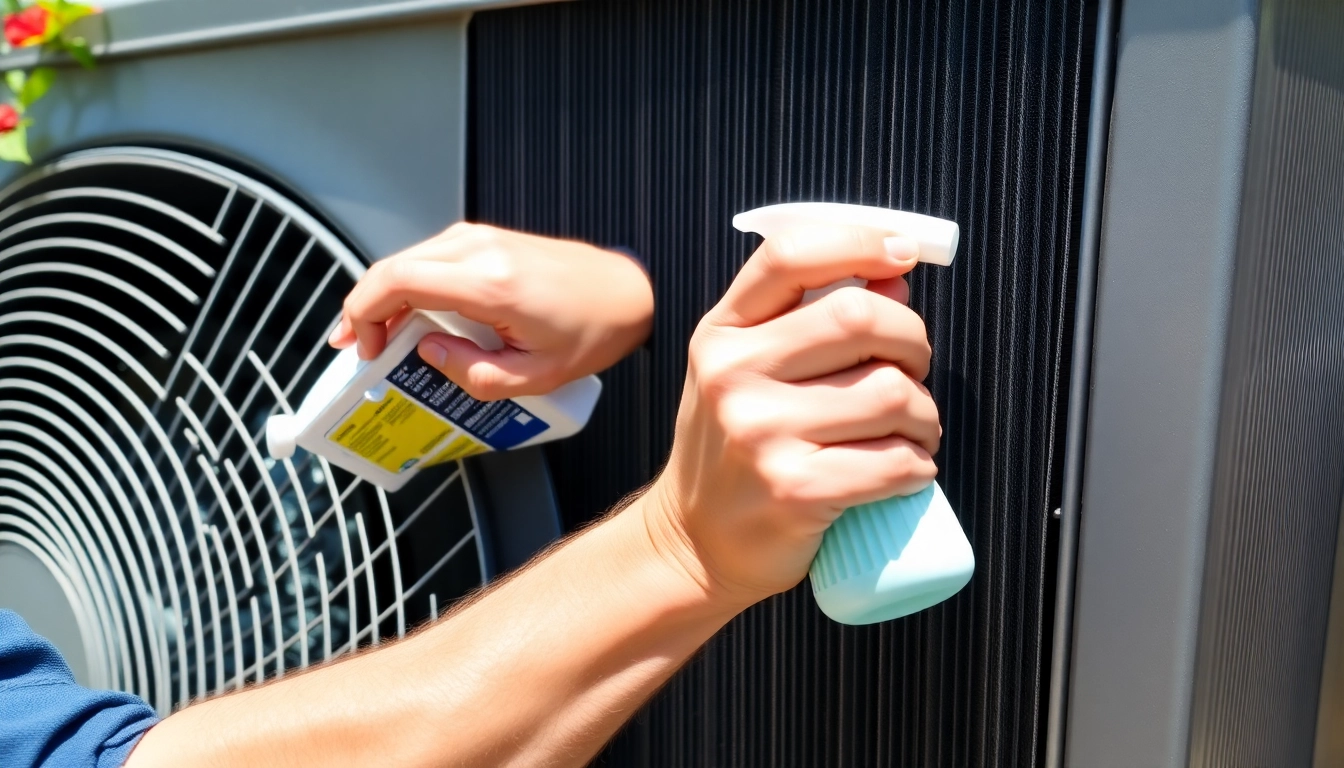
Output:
[
  {"xmin": 4, "ymin": 6, "xmax": 51, "ymax": 48},
  {"xmin": 0, "ymin": 104, "xmax": 19, "ymax": 134}
]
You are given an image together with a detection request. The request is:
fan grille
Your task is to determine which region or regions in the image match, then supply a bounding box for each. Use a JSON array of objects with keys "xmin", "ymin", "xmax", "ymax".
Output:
[{"xmin": 0, "ymin": 147, "xmax": 485, "ymax": 714}]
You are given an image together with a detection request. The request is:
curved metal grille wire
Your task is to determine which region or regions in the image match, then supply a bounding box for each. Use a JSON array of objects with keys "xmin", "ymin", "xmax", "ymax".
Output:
[{"xmin": 0, "ymin": 147, "xmax": 487, "ymax": 715}]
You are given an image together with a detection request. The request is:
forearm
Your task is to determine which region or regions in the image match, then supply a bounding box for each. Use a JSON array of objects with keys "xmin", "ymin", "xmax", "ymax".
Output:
[{"xmin": 126, "ymin": 493, "xmax": 737, "ymax": 768}]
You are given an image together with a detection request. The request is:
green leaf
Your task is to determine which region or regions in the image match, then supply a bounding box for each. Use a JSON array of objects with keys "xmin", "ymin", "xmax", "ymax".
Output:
[
  {"xmin": 65, "ymin": 37, "xmax": 95, "ymax": 69},
  {"xmin": 17, "ymin": 67, "xmax": 54, "ymax": 107},
  {"xmin": 4, "ymin": 70, "xmax": 25, "ymax": 97},
  {"xmin": 38, "ymin": 0, "xmax": 97, "ymax": 30},
  {"xmin": 0, "ymin": 122, "xmax": 32, "ymax": 165},
  {"xmin": 1, "ymin": 0, "xmax": 20, "ymax": 15}
]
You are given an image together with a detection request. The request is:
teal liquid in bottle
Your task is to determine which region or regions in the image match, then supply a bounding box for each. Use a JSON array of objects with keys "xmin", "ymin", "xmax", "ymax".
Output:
[{"xmin": 733, "ymin": 203, "xmax": 975, "ymax": 625}]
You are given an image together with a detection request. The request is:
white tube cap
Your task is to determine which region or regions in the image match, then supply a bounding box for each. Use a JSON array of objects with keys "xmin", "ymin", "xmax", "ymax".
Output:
[
  {"xmin": 266, "ymin": 414, "xmax": 299, "ymax": 461},
  {"xmin": 733, "ymin": 202, "xmax": 960, "ymax": 267}
]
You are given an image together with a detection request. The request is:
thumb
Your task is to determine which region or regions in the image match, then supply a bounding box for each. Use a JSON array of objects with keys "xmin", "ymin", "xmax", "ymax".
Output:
[{"xmin": 417, "ymin": 332, "xmax": 554, "ymax": 401}]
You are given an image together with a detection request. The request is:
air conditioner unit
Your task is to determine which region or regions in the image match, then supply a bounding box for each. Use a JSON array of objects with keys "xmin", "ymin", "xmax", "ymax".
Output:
[
  {"xmin": 1, "ymin": 1, "xmax": 1341, "ymax": 767},
  {"xmin": 0, "ymin": 0, "xmax": 563, "ymax": 718}
]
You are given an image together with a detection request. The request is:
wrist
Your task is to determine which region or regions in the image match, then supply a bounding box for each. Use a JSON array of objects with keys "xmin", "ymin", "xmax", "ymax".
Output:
[
  {"xmin": 603, "ymin": 245, "xmax": 656, "ymax": 347},
  {"xmin": 622, "ymin": 482, "xmax": 757, "ymax": 619}
]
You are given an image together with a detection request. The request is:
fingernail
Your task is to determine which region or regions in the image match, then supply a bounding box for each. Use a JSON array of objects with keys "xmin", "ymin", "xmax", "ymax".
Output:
[
  {"xmin": 883, "ymin": 236, "xmax": 918, "ymax": 264},
  {"xmin": 327, "ymin": 321, "xmax": 344, "ymax": 346},
  {"xmin": 420, "ymin": 340, "xmax": 448, "ymax": 367}
]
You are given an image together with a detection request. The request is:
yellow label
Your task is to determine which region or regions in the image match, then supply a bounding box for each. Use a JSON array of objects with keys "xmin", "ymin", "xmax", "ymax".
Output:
[
  {"xmin": 424, "ymin": 434, "xmax": 488, "ymax": 466},
  {"xmin": 328, "ymin": 389, "xmax": 453, "ymax": 474}
]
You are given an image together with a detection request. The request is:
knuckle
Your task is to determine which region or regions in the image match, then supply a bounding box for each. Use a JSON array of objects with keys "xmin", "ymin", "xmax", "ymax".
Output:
[
  {"xmin": 694, "ymin": 367, "xmax": 729, "ymax": 400},
  {"xmin": 443, "ymin": 221, "xmax": 477, "ymax": 238},
  {"xmin": 871, "ymin": 366, "xmax": 912, "ymax": 413},
  {"xmin": 887, "ymin": 443, "xmax": 937, "ymax": 485},
  {"xmin": 691, "ymin": 315, "xmax": 732, "ymax": 347},
  {"xmin": 825, "ymin": 288, "xmax": 879, "ymax": 336},
  {"xmin": 342, "ymin": 285, "xmax": 366, "ymax": 319},
  {"xmin": 475, "ymin": 252, "xmax": 520, "ymax": 301},
  {"xmin": 717, "ymin": 394, "xmax": 772, "ymax": 447},
  {"xmin": 689, "ymin": 333, "xmax": 746, "ymax": 398},
  {"xmin": 914, "ymin": 458, "xmax": 940, "ymax": 484},
  {"xmin": 687, "ymin": 333, "xmax": 715, "ymax": 374},
  {"xmin": 381, "ymin": 258, "xmax": 416, "ymax": 290},
  {"xmin": 905, "ymin": 313, "xmax": 933, "ymax": 368},
  {"xmin": 358, "ymin": 259, "xmax": 388, "ymax": 292},
  {"xmin": 759, "ymin": 453, "xmax": 809, "ymax": 505},
  {"xmin": 697, "ymin": 353, "xmax": 750, "ymax": 400},
  {"xmin": 688, "ymin": 318, "xmax": 717, "ymax": 353}
]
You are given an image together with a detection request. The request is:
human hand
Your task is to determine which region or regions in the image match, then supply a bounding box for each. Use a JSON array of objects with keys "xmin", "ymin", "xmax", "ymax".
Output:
[
  {"xmin": 642, "ymin": 226, "xmax": 942, "ymax": 609},
  {"xmin": 330, "ymin": 223, "xmax": 654, "ymax": 399}
]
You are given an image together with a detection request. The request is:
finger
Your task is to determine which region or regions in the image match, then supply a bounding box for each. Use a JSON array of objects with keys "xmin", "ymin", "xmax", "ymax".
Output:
[
  {"xmin": 781, "ymin": 363, "xmax": 940, "ymax": 454},
  {"xmin": 344, "ymin": 258, "xmax": 507, "ymax": 361},
  {"xmin": 799, "ymin": 436, "xmax": 940, "ymax": 510},
  {"xmin": 417, "ymin": 332, "xmax": 557, "ymax": 401},
  {"xmin": 711, "ymin": 227, "xmax": 919, "ymax": 327},
  {"xmin": 747, "ymin": 286, "xmax": 931, "ymax": 382},
  {"xmin": 327, "ymin": 315, "xmax": 353, "ymax": 349},
  {"xmin": 354, "ymin": 319, "xmax": 388, "ymax": 361},
  {"xmin": 865, "ymin": 276, "xmax": 910, "ymax": 306}
]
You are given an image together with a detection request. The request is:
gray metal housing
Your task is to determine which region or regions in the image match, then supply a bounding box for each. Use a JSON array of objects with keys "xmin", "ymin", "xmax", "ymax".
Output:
[
  {"xmin": 0, "ymin": 0, "xmax": 490, "ymax": 258},
  {"xmin": 1065, "ymin": 0, "xmax": 1344, "ymax": 765}
]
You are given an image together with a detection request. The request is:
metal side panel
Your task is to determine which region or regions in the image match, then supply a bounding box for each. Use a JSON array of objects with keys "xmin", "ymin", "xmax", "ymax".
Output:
[
  {"xmin": 1316, "ymin": 493, "xmax": 1344, "ymax": 768},
  {"xmin": 1187, "ymin": 1, "xmax": 1344, "ymax": 764},
  {"xmin": 0, "ymin": 0, "xmax": 561, "ymax": 64},
  {"xmin": 1065, "ymin": 0, "xmax": 1258, "ymax": 765},
  {"xmin": 0, "ymin": 17, "xmax": 470, "ymax": 260}
]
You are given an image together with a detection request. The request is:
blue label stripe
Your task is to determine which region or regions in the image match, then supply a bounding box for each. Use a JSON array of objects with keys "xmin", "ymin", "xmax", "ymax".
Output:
[{"xmin": 387, "ymin": 350, "xmax": 549, "ymax": 450}]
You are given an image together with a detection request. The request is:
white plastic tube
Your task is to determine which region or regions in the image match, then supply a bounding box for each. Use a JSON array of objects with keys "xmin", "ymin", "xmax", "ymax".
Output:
[{"xmin": 267, "ymin": 311, "xmax": 601, "ymax": 492}]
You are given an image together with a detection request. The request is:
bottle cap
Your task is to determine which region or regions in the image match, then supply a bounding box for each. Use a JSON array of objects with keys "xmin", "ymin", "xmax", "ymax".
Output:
[{"xmin": 266, "ymin": 414, "xmax": 299, "ymax": 460}]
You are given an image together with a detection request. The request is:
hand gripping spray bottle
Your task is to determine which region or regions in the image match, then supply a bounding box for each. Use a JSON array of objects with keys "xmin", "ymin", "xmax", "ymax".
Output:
[
  {"xmin": 266, "ymin": 311, "xmax": 601, "ymax": 492},
  {"xmin": 733, "ymin": 203, "xmax": 975, "ymax": 625}
]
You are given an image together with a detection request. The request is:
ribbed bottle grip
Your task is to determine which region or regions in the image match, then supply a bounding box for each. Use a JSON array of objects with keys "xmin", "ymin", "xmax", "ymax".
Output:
[
  {"xmin": 811, "ymin": 486, "xmax": 926, "ymax": 589},
  {"xmin": 810, "ymin": 482, "xmax": 975, "ymax": 625}
]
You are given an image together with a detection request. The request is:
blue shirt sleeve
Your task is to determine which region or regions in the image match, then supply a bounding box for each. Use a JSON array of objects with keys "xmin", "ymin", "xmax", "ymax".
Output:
[{"xmin": 0, "ymin": 610, "xmax": 159, "ymax": 768}]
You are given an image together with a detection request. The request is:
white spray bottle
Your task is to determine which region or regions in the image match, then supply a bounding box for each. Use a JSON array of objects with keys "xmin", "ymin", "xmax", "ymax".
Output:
[{"xmin": 733, "ymin": 203, "xmax": 975, "ymax": 625}]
